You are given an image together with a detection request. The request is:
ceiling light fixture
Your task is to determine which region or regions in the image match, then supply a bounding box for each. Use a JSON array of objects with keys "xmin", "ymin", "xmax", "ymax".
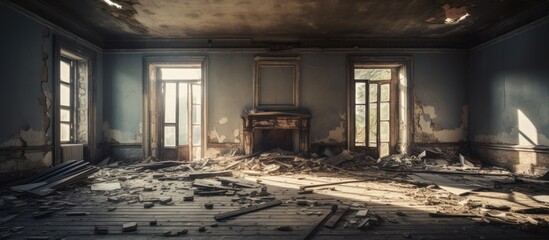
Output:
[{"xmin": 103, "ymin": 0, "xmax": 122, "ymax": 9}]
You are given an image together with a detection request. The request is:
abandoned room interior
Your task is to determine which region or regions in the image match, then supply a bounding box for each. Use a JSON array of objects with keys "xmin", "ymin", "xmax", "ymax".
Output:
[{"xmin": 1, "ymin": 0, "xmax": 549, "ymax": 239}]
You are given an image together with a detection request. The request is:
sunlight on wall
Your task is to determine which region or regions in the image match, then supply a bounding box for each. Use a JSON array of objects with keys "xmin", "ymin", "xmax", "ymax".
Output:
[{"xmin": 518, "ymin": 109, "xmax": 538, "ymax": 145}]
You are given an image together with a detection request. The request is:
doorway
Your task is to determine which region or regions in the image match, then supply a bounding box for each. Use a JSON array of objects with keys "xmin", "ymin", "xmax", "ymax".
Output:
[
  {"xmin": 143, "ymin": 56, "xmax": 207, "ymax": 162},
  {"xmin": 159, "ymin": 67, "xmax": 202, "ymax": 161},
  {"xmin": 348, "ymin": 58, "xmax": 411, "ymax": 159}
]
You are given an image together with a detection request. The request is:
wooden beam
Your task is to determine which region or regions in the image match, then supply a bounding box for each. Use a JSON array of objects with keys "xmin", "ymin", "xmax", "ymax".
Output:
[
  {"xmin": 324, "ymin": 206, "xmax": 349, "ymax": 228},
  {"xmin": 299, "ymin": 180, "xmax": 370, "ymax": 190},
  {"xmin": 300, "ymin": 205, "xmax": 338, "ymax": 240},
  {"xmin": 214, "ymin": 200, "xmax": 282, "ymax": 221},
  {"xmin": 188, "ymin": 171, "xmax": 232, "ymax": 180}
]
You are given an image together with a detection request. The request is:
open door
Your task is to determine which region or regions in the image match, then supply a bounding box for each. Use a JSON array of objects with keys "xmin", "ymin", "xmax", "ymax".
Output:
[{"xmin": 159, "ymin": 67, "xmax": 202, "ymax": 161}]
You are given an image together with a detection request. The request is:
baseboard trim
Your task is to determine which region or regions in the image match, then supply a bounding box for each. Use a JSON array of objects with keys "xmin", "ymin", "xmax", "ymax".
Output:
[{"xmin": 471, "ymin": 142, "xmax": 549, "ymax": 154}]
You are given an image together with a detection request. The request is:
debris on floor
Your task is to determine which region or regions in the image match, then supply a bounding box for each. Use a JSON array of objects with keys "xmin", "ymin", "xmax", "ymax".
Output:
[{"xmin": 1, "ymin": 147, "xmax": 549, "ymax": 238}]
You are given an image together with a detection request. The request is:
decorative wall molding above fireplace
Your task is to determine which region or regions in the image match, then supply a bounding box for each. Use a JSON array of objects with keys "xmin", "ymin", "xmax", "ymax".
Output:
[{"xmin": 253, "ymin": 56, "xmax": 300, "ymax": 110}]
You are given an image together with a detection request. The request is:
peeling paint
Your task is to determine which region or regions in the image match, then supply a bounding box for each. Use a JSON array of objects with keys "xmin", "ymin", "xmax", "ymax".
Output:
[
  {"xmin": 100, "ymin": 0, "xmax": 149, "ymax": 33},
  {"xmin": 20, "ymin": 128, "xmax": 47, "ymax": 146},
  {"xmin": 208, "ymin": 128, "xmax": 226, "ymax": 143},
  {"xmin": 0, "ymin": 128, "xmax": 46, "ymax": 147},
  {"xmin": 0, "ymin": 135, "xmax": 22, "ymax": 147},
  {"xmin": 103, "ymin": 122, "xmax": 142, "ymax": 143},
  {"xmin": 39, "ymin": 27, "xmax": 51, "ymax": 144},
  {"xmin": 233, "ymin": 128, "xmax": 241, "ymax": 143},
  {"xmin": 314, "ymin": 113, "xmax": 346, "ymax": 143},
  {"xmin": 415, "ymin": 97, "xmax": 467, "ymax": 142},
  {"xmin": 442, "ymin": 4, "xmax": 469, "ymax": 24},
  {"xmin": 218, "ymin": 117, "xmax": 228, "ymax": 124}
]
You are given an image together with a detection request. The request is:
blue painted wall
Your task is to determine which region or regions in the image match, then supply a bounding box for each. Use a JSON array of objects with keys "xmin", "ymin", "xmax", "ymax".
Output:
[
  {"xmin": 102, "ymin": 50, "xmax": 468, "ymax": 157},
  {"xmin": 102, "ymin": 53, "xmax": 144, "ymax": 143},
  {"xmin": 413, "ymin": 52, "xmax": 469, "ymax": 143},
  {"xmin": 0, "ymin": 4, "xmax": 52, "ymax": 143},
  {"xmin": 469, "ymin": 20, "xmax": 549, "ymax": 146},
  {"xmin": 0, "ymin": 5, "xmax": 104, "ymax": 174}
]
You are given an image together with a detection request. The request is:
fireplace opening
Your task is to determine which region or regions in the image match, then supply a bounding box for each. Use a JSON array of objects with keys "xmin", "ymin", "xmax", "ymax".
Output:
[
  {"xmin": 241, "ymin": 111, "xmax": 310, "ymax": 155},
  {"xmin": 253, "ymin": 129, "xmax": 299, "ymax": 153}
]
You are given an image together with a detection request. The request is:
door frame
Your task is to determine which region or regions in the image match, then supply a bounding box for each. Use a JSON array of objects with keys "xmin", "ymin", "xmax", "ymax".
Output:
[
  {"xmin": 143, "ymin": 56, "xmax": 208, "ymax": 160},
  {"xmin": 347, "ymin": 56, "xmax": 413, "ymax": 156}
]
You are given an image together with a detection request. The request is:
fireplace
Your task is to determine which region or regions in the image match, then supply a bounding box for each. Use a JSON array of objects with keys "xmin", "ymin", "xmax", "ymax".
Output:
[{"xmin": 241, "ymin": 112, "xmax": 310, "ymax": 154}]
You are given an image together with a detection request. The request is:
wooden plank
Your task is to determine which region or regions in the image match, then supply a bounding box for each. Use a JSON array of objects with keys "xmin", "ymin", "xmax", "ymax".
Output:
[
  {"xmin": 26, "ymin": 167, "xmax": 98, "ymax": 196},
  {"xmin": 188, "ymin": 171, "xmax": 233, "ymax": 180},
  {"xmin": 32, "ymin": 160, "xmax": 86, "ymax": 183},
  {"xmin": 10, "ymin": 182, "xmax": 48, "ymax": 192},
  {"xmin": 300, "ymin": 205, "xmax": 338, "ymax": 240},
  {"xmin": 299, "ymin": 180, "xmax": 370, "ymax": 190},
  {"xmin": 413, "ymin": 173, "xmax": 480, "ymax": 195},
  {"xmin": 214, "ymin": 200, "xmax": 283, "ymax": 221},
  {"xmin": 216, "ymin": 176, "xmax": 260, "ymax": 188},
  {"xmin": 324, "ymin": 206, "xmax": 349, "ymax": 228}
]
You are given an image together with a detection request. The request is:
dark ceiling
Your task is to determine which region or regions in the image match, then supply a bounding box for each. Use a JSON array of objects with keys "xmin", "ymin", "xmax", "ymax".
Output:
[{"xmin": 7, "ymin": 0, "xmax": 549, "ymax": 49}]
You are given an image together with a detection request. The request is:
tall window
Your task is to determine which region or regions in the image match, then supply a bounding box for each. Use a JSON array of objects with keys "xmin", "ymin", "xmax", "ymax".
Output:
[{"xmin": 59, "ymin": 57, "xmax": 75, "ymax": 143}]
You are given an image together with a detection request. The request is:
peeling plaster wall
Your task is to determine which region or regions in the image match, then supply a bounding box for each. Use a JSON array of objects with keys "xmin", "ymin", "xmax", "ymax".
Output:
[
  {"xmin": 413, "ymin": 52, "xmax": 468, "ymax": 144},
  {"xmin": 103, "ymin": 51, "xmax": 469, "ymax": 159},
  {"xmin": 468, "ymin": 21, "xmax": 549, "ymax": 174},
  {"xmin": 102, "ymin": 53, "xmax": 144, "ymax": 160},
  {"xmin": 208, "ymin": 54, "xmax": 254, "ymax": 144},
  {"xmin": 0, "ymin": 5, "xmax": 54, "ymax": 175}
]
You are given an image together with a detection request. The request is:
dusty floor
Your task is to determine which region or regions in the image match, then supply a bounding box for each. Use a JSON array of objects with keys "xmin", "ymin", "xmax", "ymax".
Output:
[{"xmin": 1, "ymin": 161, "xmax": 549, "ymax": 240}]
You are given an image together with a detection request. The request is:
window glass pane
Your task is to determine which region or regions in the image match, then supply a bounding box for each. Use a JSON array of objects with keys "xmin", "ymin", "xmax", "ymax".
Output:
[
  {"xmin": 355, "ymin": 105, "xmax": 366, "ymax": 145},
  {"xmin": 355, "ymin": 82, "xmax": 366, "ymax": 104},
  {"xmin": 161, "ymin": 68, "xmax": 201, "ymax": 80},
  {"xmin": 380, "ymin": 142, "xmax": 390, "ymax": 158},
  {"xmin": 380, "ymin": 121, "xmax": 389, "ymax": 142},
  {"xmin": 164, "ymin": 83, "xmax": 176, "ymax": 123},
  {"xmin": 60, "ymin": 109, "xmax": 71, "ymax": 122},
  {"xmin": 369, "ymin": 84, "xmax": 377, "ymax": 103},
  {"xmin": 369, "ymin": 103, "xmax": 377, "ymax": 147},
  {"xmin": 380, "ymin": 102, "xmax": 390, "ymax": 121},
  {"xmin": 60, "ymin": 60, "xmax": 71, "ymax": 83},
  {"xmin": 178, "ymin": 83, "xmax": 188, "ymax": 145},
  {"xmin": 192, "ymin": 105, "xmax": 201, "ymax": 124},
  {"xmin": 192, "ymin": 84, "xmax": 201, "ymax": 104},
  {"xmin": 192, "ymin": 126, "xmax": 201, "ymax": 145},
  {"xmin": 354, "ymin": 69, "xmax": 391, "ymax": 80},
  {"xmin": 164, "ymin": 126, "xmax": 176, "ymax": 147},
  {"xmin": 60, "ymin": 123, "xmax": 70, "ymax": 142},
  {"xmin": 193, "ymin": 147, "xmax": 201, "ymax": 160},
  {"xmin": 380, "ymin": 84, "xmax": 390, "ymax": 102},
  {"xmin": 60, "ymin": 84, "xmax": 71, "ymax": 107}
]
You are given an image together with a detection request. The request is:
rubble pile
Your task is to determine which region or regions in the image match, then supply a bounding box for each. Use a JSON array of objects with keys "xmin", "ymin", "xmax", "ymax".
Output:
[{"xmin": 1, "ymin": 146, "xmax": 548, "ymax": 238}]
